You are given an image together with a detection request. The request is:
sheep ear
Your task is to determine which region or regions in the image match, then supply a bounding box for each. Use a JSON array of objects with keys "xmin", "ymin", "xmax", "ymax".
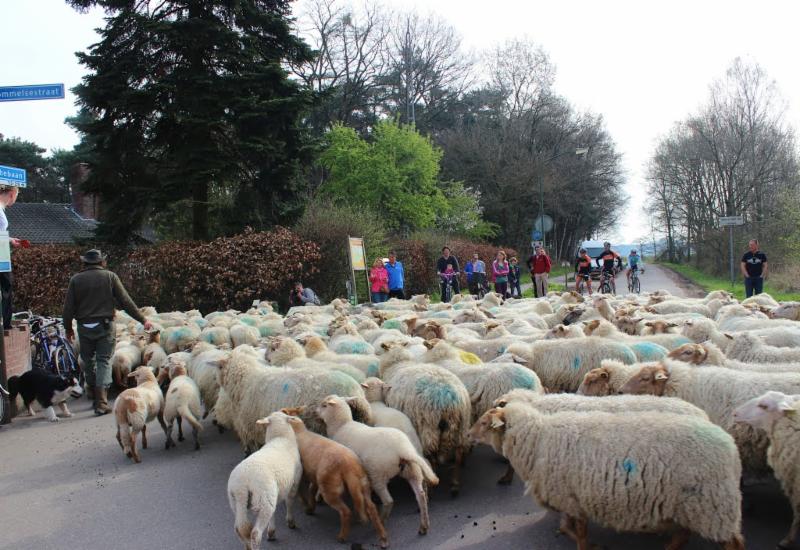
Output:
[
  {"xmin": 255, "ymin": 417, "xmax": 271, "ymax": 425},
  {"xmin": 381, "ymin": 342, "xmax": 391, "ymax": 350},
  {"xmin": 779, "ymin": 401, "xmax": 796, "ymax": 413},
  {"xmin": 360, "ymin": 383, "xmax": 369, "ymax": 389},
  {"xmin": 599, "ymin": 371, "xmax": 609, "ymax": 379},
  {"xmin": 325, "ymin": 398, "xmax": 338, "ymax": 406},
  {"xmin": 644, "ymin": 322, "xmax": 654, "ymax": 327},
  {"xmin": 495, "ymin": 399, "xmax": 508, "ymax": 408},
  {"xmin": 383, "ymin": 383, "xmax": 391, "ymax": 390},
  {"xmin": 490, "ymin": 410, "xmax": 506, "ymax": 429},
  {"xmin": 668, "ymin": 323, "xmax": 679, "ymax": 328},
  {"xmin": 724, "ymin": 333, "xmax": 734, "ymax": 340},
  {"xmin": 654, "ymin": 372, "xmax": 669, "ymax": 381},
  {"xmin": 510, "ymin": 354, "xmax": 528, "ymax": 365}
]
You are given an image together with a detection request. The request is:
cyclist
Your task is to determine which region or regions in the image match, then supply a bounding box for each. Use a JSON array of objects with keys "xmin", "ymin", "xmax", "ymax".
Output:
[
  {"xmin": 626, "ymin": 249, "xmax": 643, "ymax": 287},
  {"xmin": 595, "ymin": 242, "xmax": 623, "ymax": 294},
  {"xmin": 574, "ymin": 248, "xmax": 593, "ymax": 295}
]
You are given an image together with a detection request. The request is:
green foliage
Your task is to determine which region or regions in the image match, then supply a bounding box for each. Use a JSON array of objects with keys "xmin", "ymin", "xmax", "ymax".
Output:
[
  {"xmin": 294, "ymin": 198, "xmax": 388, "ymax": 301},
  {"xmin": 68, "ymin": 1, "xmax": 314, "ymax": 242},
  {"xmin": 318, "ymin": 121, "xmax": 448, "ymax": 231},
  {"xmin": 436, "ymin": 181, "xmax": 498, "ymax": 239},
  {"xmin": 0, "ymin": 136, "xmax": 70, "ymax": 203}
]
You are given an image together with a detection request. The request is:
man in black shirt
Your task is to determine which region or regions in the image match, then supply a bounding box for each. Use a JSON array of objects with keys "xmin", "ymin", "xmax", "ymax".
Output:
[
  {"xmin": 741, "ymin": 239, "xmax": 768, "ymax": 298},
  {"xmin": 436, "ymin": 246, "xmax": 460, "ymax": 301}
]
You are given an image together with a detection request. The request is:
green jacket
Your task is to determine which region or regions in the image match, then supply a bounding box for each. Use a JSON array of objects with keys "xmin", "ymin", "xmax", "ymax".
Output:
[{"xmin": 63, "ymin": 265, "xmax": 146, "ymax": 328}]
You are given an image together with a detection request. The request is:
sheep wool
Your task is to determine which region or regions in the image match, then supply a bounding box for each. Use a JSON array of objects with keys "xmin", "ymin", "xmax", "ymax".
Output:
[{"xmin": 726, "ymin": 332, "xmax": 800, "ymax": 364}]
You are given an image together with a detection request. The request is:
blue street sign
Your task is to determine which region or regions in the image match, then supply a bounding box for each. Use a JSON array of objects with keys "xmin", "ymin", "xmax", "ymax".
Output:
[
  {"xmin": 532, "ymin": 230, "xmax": 543, "ymax": 240},
  {"xmin": 0, "ymin": 83, "xmax": 65, "ymax": 102},
  {"xmin": 0, "ymin": 165, "xmax": 27, "ymax": 188}
]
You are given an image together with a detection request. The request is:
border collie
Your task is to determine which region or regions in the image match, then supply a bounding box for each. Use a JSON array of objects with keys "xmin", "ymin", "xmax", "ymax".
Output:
[{"xmin": 8, "ymin": 370, "xmax": 83, "ymax": 422}]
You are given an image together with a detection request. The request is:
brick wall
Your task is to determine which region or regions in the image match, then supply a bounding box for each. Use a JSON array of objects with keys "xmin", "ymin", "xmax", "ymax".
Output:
[{"xmin": 4, "ymin": 324, "xmax": 31, "ymax": 379}]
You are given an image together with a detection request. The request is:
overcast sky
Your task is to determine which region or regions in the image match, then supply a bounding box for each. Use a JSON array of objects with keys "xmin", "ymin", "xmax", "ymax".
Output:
[{"xmin": 2, "ymin": 0, "xmax": 799, "ymax": 242}]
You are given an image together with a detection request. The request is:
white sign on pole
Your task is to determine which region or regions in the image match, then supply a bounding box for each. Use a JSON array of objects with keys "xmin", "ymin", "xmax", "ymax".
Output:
[{"xmin": 719, "ymin": 216, "xmax": 744, "ymax": 227}]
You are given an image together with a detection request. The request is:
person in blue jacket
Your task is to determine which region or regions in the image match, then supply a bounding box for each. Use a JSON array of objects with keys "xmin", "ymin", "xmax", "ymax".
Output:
[{"xmin": 384, "ymin": 250, "xmax": 405, "ymax": 299}]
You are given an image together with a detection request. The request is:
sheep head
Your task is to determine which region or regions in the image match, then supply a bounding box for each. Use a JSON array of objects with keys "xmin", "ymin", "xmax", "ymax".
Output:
[
  {"xmin": 733, "ymin": 391, "xmax": 799, "ymax": 431},
  {"xmin": 619, "ymin": 364, "xmax": 669, "ymax": 396},
  {"xmin": 582, "ymin": 319, "xmax": 601, "ymax": 336},
  {"xmin": 667, "ymin": 343, "xmax": 707, "ymax": 365},
  {"xmin": 468, "ymin": 407, "xmax": 507, "ymax": 450},
  {"xmin": 577, "ymin": 367, "xmax": 612, "ymax": 396}
]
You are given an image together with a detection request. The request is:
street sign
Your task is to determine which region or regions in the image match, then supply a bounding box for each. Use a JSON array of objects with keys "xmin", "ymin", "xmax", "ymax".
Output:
[
  {"xmin": 0, "ymin": 165, "xmax": 26, "ymax": 188},
  {"xmin": 0, "ymin": 83, "xmax": 65, "ymax": 102},
  {"xmin": 719, "ymin": 216, "xmax": 744, "ymax": 227},
  {"xmin": 532, "ymin": 230, "xmax": 543, "ymax": 240},
  {"xmin": 532, "ymin": 240, "xmax": 543, "ymax": 249},
  {"xmin": 533, "ymin": 214, "xmax": 554, "ymax": 233}
]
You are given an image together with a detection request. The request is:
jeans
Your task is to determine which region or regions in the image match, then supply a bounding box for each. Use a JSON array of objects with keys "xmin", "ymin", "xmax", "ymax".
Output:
[
  {"xmin": 530, "ymin": 273, "xmax": 538, "ymax": 297},
  {"xmin": 510, "ymin": 279, "xmax": 522, "ymax": 297},
  {"xmin": 371, "ymin": 292, "xmax": 388, "ymax": 303},
  {"xmin": 388, "ymin": 288, "xmax": 405, "ymax": 300},
  {"xmin": 77, "ymin": 322, "xmax": 116, "ymax": 388},
  {"xmin": 745, "ymin": 277, "xmax": 763, "ymax": 298}
]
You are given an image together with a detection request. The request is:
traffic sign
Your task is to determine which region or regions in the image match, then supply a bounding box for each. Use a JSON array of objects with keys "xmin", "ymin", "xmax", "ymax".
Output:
[
  {"xmin": 0, "ymin": 83, "xmax": 65, "ymax": 102},
  {"xmin": 0, "ymin": 165, "xmax": 26, "ymax": 188},
  {"xmin": 532, "ymin": 230, "xmax": 543, "ymax": 240},
  {"xmin": 533, "ymin": 214, "xmax": 554, "ymax": 233},
  {"xmin": 719, "ymin": 216, "xmax": 744, "ymax": 227}
]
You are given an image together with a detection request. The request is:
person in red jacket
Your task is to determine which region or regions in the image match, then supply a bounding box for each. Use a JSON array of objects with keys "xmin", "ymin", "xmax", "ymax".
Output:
[{"xmin": 532, "ymin": 246, "xmax": 552, "ymax": 298}]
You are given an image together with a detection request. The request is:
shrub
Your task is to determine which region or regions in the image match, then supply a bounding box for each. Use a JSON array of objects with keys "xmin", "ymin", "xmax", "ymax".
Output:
[{"xmin": 12, "ymin": 245, "xmax": 86, "ymax": 316}]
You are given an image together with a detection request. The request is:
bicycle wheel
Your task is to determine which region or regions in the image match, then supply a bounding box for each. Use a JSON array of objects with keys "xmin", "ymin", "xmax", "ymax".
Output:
[
  {"xmin": 601, "ymin": 281, "xmax": 611, "ymax": 294},
  {"xmin": 0, "ymin": 384, "xmax": 9, "ymax": 423},
  {"xmin": 55, "ymin": 347, "xmax": 80, "ymax": 383},
  {"xmin": 633, "ymin": 277, "xmax": 641, "ymax": 294},
  {"xmin": 577, "ymin": 280, "xmax": 585, "ymax": 295}
]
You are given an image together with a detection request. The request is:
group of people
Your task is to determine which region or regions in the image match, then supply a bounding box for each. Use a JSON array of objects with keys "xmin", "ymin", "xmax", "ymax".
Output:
[{"xmin": 574, "ymin": 242, "xmax": 640, "ymax": 295}]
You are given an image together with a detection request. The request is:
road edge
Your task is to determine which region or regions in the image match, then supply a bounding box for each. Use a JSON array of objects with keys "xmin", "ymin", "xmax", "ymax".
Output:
[{"xmin": 655, "ymin": 263, "xmax": 707, "ymax": 298}]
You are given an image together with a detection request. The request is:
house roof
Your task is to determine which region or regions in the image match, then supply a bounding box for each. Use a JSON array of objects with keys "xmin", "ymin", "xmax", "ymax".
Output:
[{"xmin": 6, "ymin": 203, "xmax": 97, "ymax": 244}]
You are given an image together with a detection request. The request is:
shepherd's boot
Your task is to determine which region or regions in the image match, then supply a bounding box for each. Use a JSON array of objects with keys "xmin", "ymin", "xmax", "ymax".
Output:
[{"xmin": 94, "ymin": 387, "xmax": 112, "ymax": 416}]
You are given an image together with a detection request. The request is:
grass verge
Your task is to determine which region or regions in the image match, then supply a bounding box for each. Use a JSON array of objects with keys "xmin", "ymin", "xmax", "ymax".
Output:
[{"xmin": 660, "ymin": 262, "xmax": 800, "ymax": 301}]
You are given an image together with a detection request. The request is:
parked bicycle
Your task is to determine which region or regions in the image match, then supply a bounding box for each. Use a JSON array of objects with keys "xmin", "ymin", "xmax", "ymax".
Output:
[
  {"xmin": 26, "ymin": 314, "xmax": 82, "ymax": 383},
  {"xmin": 0, "ymin": 382, "xmax": 9, "ymax": 425}
]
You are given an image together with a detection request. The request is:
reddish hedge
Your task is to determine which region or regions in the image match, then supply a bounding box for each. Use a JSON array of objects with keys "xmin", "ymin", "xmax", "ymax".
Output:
[{"xmin": 12, "ymin": 228, "xmax": 320, "ymax": 316}]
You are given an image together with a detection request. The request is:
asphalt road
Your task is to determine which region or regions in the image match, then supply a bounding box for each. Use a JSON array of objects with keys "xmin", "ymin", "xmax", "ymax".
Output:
[{"xmin": 0, "ymin": 387, "xmax": 794, "ymax": 550}]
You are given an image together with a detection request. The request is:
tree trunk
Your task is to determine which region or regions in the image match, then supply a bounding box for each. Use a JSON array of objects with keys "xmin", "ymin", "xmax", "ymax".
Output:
[{"xmin": 192, "ymin": 180, "xmax": 209, "ymax": 240}]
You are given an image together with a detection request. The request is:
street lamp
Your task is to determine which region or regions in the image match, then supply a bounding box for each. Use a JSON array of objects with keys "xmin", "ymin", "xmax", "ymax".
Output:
[{"xmin": 537, "ymin": 147, "xmax": 588, "ymax": 250}]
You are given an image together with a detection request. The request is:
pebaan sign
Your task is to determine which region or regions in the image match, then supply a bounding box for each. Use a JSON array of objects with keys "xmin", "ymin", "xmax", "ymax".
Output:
[{"xmin": 0, "ymin": 165, "xmax": 26, "ymax": 188}]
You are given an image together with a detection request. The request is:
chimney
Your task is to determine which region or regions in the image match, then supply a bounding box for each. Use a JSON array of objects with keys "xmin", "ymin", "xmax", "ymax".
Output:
[{"xmin": 69, "ymin": 163, "xmax": 98, "ymax": 220}]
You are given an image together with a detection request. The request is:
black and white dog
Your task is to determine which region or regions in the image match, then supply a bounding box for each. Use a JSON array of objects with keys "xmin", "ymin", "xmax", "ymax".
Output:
[{"xmin": 8, "ymin": 369, "xmax": 84, "ymax": 422}]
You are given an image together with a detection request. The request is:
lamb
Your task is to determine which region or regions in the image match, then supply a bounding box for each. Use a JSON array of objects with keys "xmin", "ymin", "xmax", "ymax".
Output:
[
  {"xmin": 214, "ymin": 346, "xmax": 365, "ymax": 452},
  {"xmin": 468, "ymin": 404, "xmax": 744, "ymax": 550},
  {"xmin": 726, "ymin": 332, "xmax": 800, "ymax": 364},
  {"xmin": 316, "ymin": 395, "xmax": 438, "ymax": 535},
  {"xmin": 227, "ymin": 412, "xmax": 301, "ymax": 549},
  {"xmin": 360, "ymin": 377, "xmax": 423, "ymax": 455},
  {"xmin": 734, "ymin": 391, "xmax": 800, "ymax": 549},
  {"xmin": 141, "ymin": 331, "xmax": 167, "ymax": 370},
  {"xmin": 379, "ymin": 344, "xmax": 471, "ymax": 496},
  {"xmin": 111, "ymin": 337, "xmax": 145, "ymax": 388},
  {"xmin": 619, "ymin": 360, "xmax": 800, "ymax": 474},
  {"xmin": 160, "ymin": 362, "xmax": 203, "ymax": 450},
  {"xmin": 113, "ymin": 367, "xmax": 167, "ymax": 463},
  {"xmin": 278, "ymin": 408, "xmax": 388, "ymax": 548},
  {"xmin": 505, "ymin": 337, "xmax": 637, "ymax": 392}
]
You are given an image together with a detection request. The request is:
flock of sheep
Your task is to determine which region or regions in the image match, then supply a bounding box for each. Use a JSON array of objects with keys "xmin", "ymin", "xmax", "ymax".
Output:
[{"xmin": 104, "ymin": 286, "xmax": 800, "ymax": 549}]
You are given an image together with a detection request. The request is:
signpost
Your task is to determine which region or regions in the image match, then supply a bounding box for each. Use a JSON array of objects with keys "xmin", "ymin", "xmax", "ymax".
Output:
[
  {"xmin": 719, "ymin": 216, "xmax": 745, "ymax": 285},
  {"xmin": 347, "ymin": 236, "xmax": 369, "ymax": 304},
  {"xmin": 0, "ymin": 83, "xmax": 65, "ymax": 102},
  {"xmin": 0, "ymin": 165, "xmax": 27, "ymax": 188}
]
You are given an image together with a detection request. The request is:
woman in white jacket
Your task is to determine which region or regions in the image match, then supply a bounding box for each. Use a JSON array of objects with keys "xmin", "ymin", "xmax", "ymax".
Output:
[{"xmin": 0, "ymin": 185, "xmax": 22, "ymax": 329}]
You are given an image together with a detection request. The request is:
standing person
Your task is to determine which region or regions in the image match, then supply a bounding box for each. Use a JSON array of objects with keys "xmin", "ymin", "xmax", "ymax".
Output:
[
  {"xmin": 509, "ymin": 256, "xmax": 522, "ymax": 298},
  {"xmin": 492, "ymin": 250, "xmax": 510, "ymax": 298},
  {"xmin": 289, "ymin": 281, "xmax": 321, "ymax": 306},
  {"xmin": 465, "ymin": 253, "xmax": 486, "ymax": 295},
  {"xmin": 384, "ymin": 251, "xmax": 405, "ymax": 299},
  {"xmin": 436, "ymin": 246, "xmax": 460, "ymax": 301},
  {"xmin": 575, "ymin": 248, "xmax": 594, "ymax": 295},
  {"xmin": 62, "ymin": 249, "xmax": 153, "ymax": 415},
  {"xmin": 533, "ymin": 247, "xmax": 552, "ymax": 297},
  {"xmin": 0, "ymin": 185, "xmax": 22, "ymax": 329},
  {"xmin": 741, "ymin": 239, "xmax": 768, "ymax": 298},
  {"xmin": 526, "ymin": 247, "xmax": 540, "ymax": 298},
  {"xmin": 369, "ymin": 258, "xmax": 389, "ymax": 303}
]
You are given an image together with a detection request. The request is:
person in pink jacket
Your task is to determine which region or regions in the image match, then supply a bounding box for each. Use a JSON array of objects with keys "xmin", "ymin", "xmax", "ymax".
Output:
[
  {"xmin": 492, "ymin": 250, "xmax": 510, "ymax": 298},
  {"xmin": 369, "ymin": 258, "xmax": 390, "ymax": 303}
]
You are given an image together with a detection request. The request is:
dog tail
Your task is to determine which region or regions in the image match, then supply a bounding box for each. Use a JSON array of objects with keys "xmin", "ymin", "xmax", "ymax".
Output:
[
  {"xmin": 177, "ymin": 403, "xmax": 203, "ymax": 431},
  {"xmin": 7, "ymin": 375, "xmax": 19, "ymax": 400}
]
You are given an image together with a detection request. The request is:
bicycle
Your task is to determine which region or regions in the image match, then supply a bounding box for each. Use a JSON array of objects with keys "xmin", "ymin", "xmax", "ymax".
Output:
[
  {"xmin": 599, "ymin": 269, "xmax": 615, "ymax": 295},
  {"xmin": 440, "ymin": 272, "xmax": 459, "ymax": 303},
  {"xmin": 28, "ymin": 315, "xmax": 82, "ymax": 383},
  {"xmin": 0, "ymin": 382, "xmax": 9, "ymax": 425},
  {"xmin": 470, "ymin": 272, "xmax": 488, "ymax": 299},
  {"xmin": 628, "ymin": 266, "xmax": 642, "ymax": 294}
]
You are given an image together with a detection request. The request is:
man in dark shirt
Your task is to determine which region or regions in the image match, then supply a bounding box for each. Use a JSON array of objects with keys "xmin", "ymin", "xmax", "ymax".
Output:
[
  {"xmin": 63, "ymin": 249, "xmax": 152, "ymax": 415},
  {"xmin": 741, "ymin": 239, "xmax": 768, "ymax": 298},
  {"xmin": 436, "ymin": 246, "xmax": 460, "ymax": 301},
  {"xmin": 595, "ymin": 242, "xmax": 622, "ymax": 294}
]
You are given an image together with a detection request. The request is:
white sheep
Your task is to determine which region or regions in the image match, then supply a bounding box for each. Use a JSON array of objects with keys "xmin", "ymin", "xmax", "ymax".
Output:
[
  {"xmin": 227, "ymin": 412, "xmax": 301, "ymax": 549},
  {"xmin": 770, "ymin": 302, "xmax": 800, "ymax": 321},
  {"xmin": 201, "ymin": 325, "xmax": 232, "ymax": 347},
  {"xmin": 160, "ymin": 362, "xmax": 203, "ymax": 450},
  {"xmin": 316, "ymin": 395, "xmax": 438, "ymax": 535},
  {"xmin": 230, "ymin": 323, "xmax": 261, "ymax": 348},
  {"xmin": 682, "ymin": 318, "xmax": 800, "ymax": 350},
  {"xmin": 265, "ymin": 337, "xmax": 365, "ymax": 383},
  {"xmin": 726, "ymin": 332, "xmax": 800, "ymax": 364},
  {"xmin": 668, "ymin": 342, "xmax": 800, "ymax": 373},
  {"xmin": 187, "ymin": 345, "xmax": 230, "ymax": 415},
  {"xmin": 742, "ymin": 293, "xmax": 780, "ymax": 308},
  {"xmin": 378, "ymin": 344, "xmax": 471, "ymax": 496},
  {"xmin": 468, "ymin": 403, "xmax": 744, "ymax": 550},
  {"xmin": 576, "ymin": 361, "xmax": 645, "ymax": 396},
  {"xmin": 360, "ymin": 377, "xmax": 424, "ymax": 455},
  {"xmin": 619, "ymin": 360, "xmax": 800, "ymax": 475},
  {"xmin": 734, "ymin": 391, "xmax": 800, "ymax": 548},
  {"xmin": 163, "ymin": 323, "xmax": 202, "ymax": 353},
  {"xmin": 111, "ymin": 338, "xmax": 145, "ymax": 388},
  {"xmin": 113, "ymin": 367, "xmax": 166, "ymax": 463}
]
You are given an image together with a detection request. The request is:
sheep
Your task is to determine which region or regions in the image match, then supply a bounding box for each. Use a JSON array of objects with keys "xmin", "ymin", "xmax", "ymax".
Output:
[
  {"xmin": 301, "ymin": 335, "xmax": 381, "ymax": 378},
  {"xmin": 505, "ymin": 337, "xmax": 637, "ymax": 392},
  {"xmin": 771, "ymin": 302, "xmax": 800, "ymax": 321},
  {"xmin": 227, "ymin": 412, "xmax": 302, "ymax": 549},
  {"xmin": 187, "ymin": 345, "xmax": 230, "ymax": 415},
  {"xmin": 619, "ymin": 360, "xmax": 800, "ymax": 474},
  {"xmin": 163, "ymin": 323, "xmax": 202, "ymax": 353},
  {"xmin": 669, "ymin": 342, "xmax": 800, "ymax": 373},
  {"xmin": 576, "ymin": 361, "xmax": 643, "ymax": 396},
  {"xmin": 265, "ymin": 337, "xmax": 365, "ymax": 383},
  {"xmin": 201, "ymin": 325, "xmax": 232, "ymax": 347},
  {"xmin": 726, "ymin": 332, "xmax": 800, "ymax": 364},
  {"xmin": 544, "ymin": 324, "xmax": 585, "ymax": 339},
  {"xmin": 279, "ymin": 408, "xmax": 388, "ymax": 548},
  {"xmin": 590, "ymin": 294, "xmax": 615, "ymax": 321},
  {"xmin": 468, "ymin": 403, "xmax": 744, "ymax": 550},
  {"xmin": 113, "ymin": 367, "xmax": 166, "ymax": 463},
  {"xmin": 742, "ymin": 293, "xmax": 780, "ymax": 308},
  {"xmin": 640, "ymin": 319, "xmax": 679, "ymax": 335},
  {"xmin": 734, "ymin": 391, "xmax": 800, "ymax": 549},
  {"xmin": 360, "ymin": 378, "xmax": 423, "ymax": 455},
  {"xmin": 230, "ymin": 323, "xmax": 261, "ymax": 348},
  {"xmin": 111, "ymin": 337, "xmax": 145, "ymax": 388},
  {"xmin": 141, "ymin": 330, "xmax": 167, "ymax": 370},
  {"xmin": 601, "ymin": 318, "xmax": 692, "ymax": 350},
  {"xmin": 316, "ymin": 395, "xmax": 438, "ymax": 535},
  {"xmin": 214, "ymin": 346, "xmax": 365, "ymax": 452},
  {"xmin": 683, "ymin": 317, "xmax": 800, "ymax": 350},
  {"xmin": 644, "ymin": 299, "xmax": 713, "ymax": 317},
  {"xmin": 160, "ymin": 362, "xmax": 203, "ymax": 450},
  {"xmin": 378, "ymin": 344, "xmax": 471, "ymax": 496}
]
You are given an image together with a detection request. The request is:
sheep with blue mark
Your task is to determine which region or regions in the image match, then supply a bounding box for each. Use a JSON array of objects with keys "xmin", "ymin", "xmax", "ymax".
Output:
[
  {"xmin": 264, "ymin": 337, "xmax": 366, "ymax": 383},
  {"xmin": 505, "ymin": 337, "xmax": 638, "ymax": 393},
  {"xmin": 360, "ymin": 377, "xmax": 425, "ymax": 455},
  {"xmin": 619, "ymin": 359, "xmax": 800, "ymax": 476},
  {"xmin": 229, "ymin": 322, "xmax": 261, "ymax": 348},
  {"xmin": 468, "ymin": 403, "xmax": 745, "ymax": 550},
  {"xmin": 378, "ymin": 342, "xmax": 471, "ymax": 496},
  {"xmin": 299, "ymin": 334, "xmax": 381, "ymax": 378},
  {"xmin": 200, "ymin": 325, "xmax": 232, "ymax": 348},
  {"xmin": 163, "ymin": 323, "xmax": 202, "ymax": 354},
  {"xmin": 213, "ymin": 345, "xmax": 367, "ymax": 452},
  {"xmin": 583, "ymin": 318, "xmax": 691, "ymax": 351}
]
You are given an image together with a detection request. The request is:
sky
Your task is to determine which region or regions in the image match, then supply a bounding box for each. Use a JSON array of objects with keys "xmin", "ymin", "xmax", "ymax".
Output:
[{"xmin": 2, "ymin": 0, "xmax": 800, "ymax": 243}]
